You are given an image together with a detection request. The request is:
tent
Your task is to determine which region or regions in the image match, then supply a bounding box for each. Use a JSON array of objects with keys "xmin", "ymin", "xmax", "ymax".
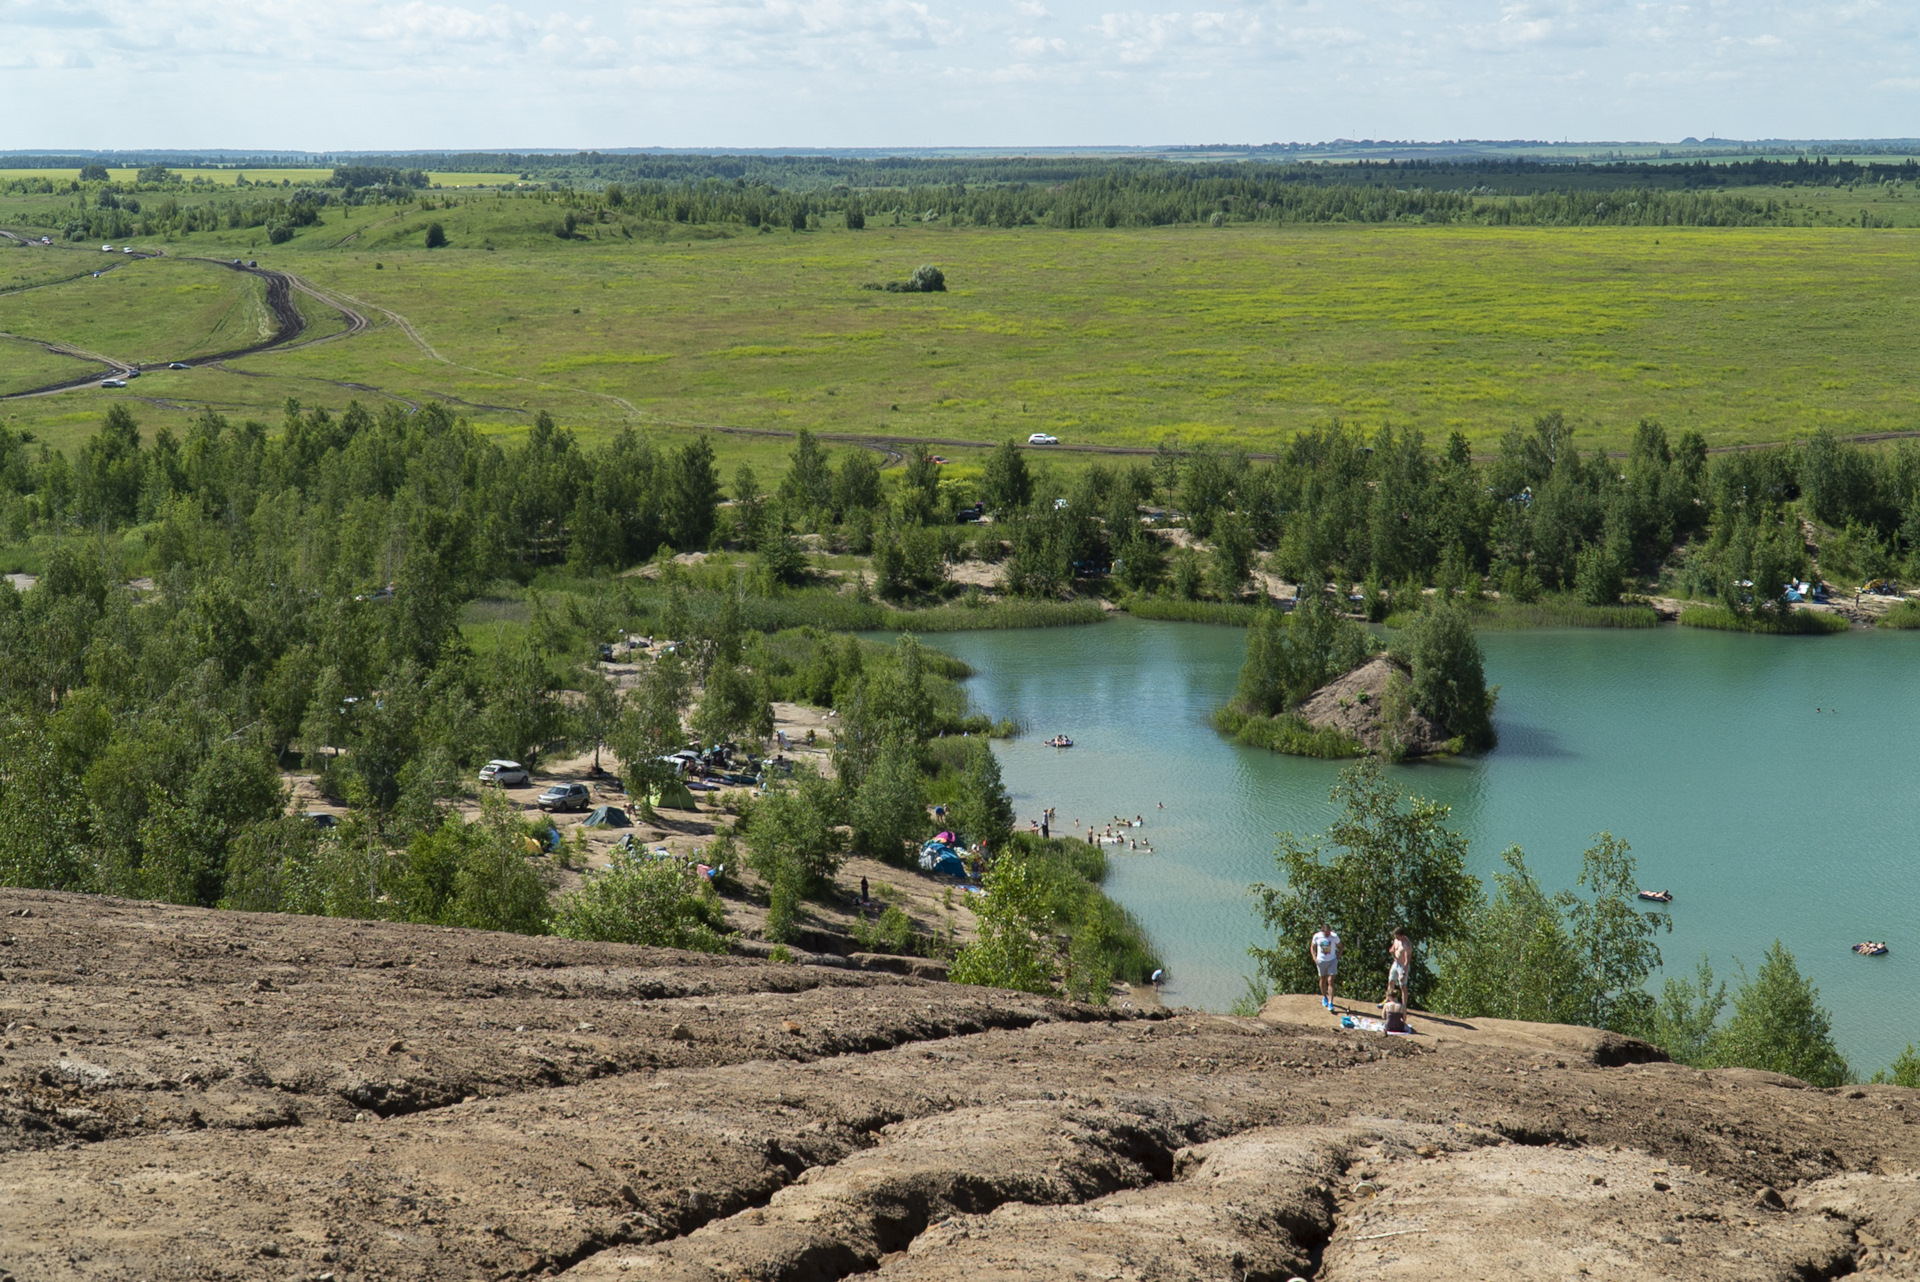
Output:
[
  {"xmin": 917, "ymin": 841, "xmax": 969, "ymax": 878},
  {"xmin": 649, "ymin": 778, "xmax": 698, "ymax": 811},
  {"xmin": 583, "ymin": 805, "xmax": 632, "ymax": 829}
]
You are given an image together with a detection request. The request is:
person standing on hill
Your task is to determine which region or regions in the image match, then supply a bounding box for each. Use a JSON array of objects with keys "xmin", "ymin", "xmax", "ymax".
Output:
[
  {"xmin": 1383, "ymin": 928, "xmax": 1412, "ymax": 1009},
  {"xmin": 1310, "ymin": 923, "xmax": 1341, "ymax": 1011}
]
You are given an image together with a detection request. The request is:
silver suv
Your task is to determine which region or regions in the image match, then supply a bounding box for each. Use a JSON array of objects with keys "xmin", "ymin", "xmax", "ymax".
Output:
[
  {"xmin": 478, "ymin": 759, "xmax": 529, "ymax": 786},
  {"xmin": 537, "ymin": 782, "xmax": 591, "ymax": 812}
]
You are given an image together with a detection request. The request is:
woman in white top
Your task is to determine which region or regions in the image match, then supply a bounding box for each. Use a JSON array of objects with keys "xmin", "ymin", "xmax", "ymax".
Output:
[{"xmin": 1310, "ymin": 924, "xmax": 1340, "ymax": 1011}]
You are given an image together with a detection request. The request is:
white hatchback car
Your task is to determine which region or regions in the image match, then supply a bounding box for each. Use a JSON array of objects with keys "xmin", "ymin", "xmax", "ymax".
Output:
[
  {"xmin": 1027, "ymin": 433, "xmax": 1058, "ymax": 445},
  {"xmin": 478, "ymin": 759, "xmax": 530, "ymax": 786}
]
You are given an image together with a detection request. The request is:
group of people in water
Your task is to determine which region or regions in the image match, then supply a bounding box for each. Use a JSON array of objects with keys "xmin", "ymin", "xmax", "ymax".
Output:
[{"xmin": 1025, "ymin": 804, "xmax": 1162, "ymax": 853}]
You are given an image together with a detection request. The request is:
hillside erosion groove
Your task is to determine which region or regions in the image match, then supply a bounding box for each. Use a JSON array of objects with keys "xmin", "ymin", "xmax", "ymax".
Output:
[{"xmin": 5, "ymin": 891, "xmax": 1920, "ymax": 1280}]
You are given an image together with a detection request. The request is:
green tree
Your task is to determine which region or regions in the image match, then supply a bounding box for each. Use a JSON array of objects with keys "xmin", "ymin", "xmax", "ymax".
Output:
[
  {"xmin": 1873, "ymin": 1045, "xmax": 1920, "ymax": 1089},
  {"xmin": 746, "ymin": 770, "xmax": 842, "ymax": 942},
  {"xmin": 1562, "ymin": 831, "xmax": 1668, "ymax": 1034},
  {"xmin": 1232, "ymin": 590, "xmax": 1373, "ymax": 716},
  {"xmin": 731, "ymin": 463, "xmax": 768, "ymax": 548},
  {"xmin": 980, "ymin": 440, "xmax": 1033, "ymax": 513},
  {"xmin": 1649, "ymin": 955, "xmax": 1727, "ymax": 1067},
  {"xmin": 577, "ymin": 665, "xmax": 621, "ymax": 772},
  {"xmin": 1395, "ymin": 598, "xmax": 1495, "ymax": 750},
  {"xmin": 445, "ymin": 790, "xmax": 553, "ymax": 934},
  {"xmin": 1208, "ymin": 512, "xmax": 1255, "ymax": 600},
  {"xmin": 948, "ymin": 738, "xmax": 1014, "ymax": 853},
  {"xmin": 692, "ymin": 658, "xmax": 771, "ymax": 748},
  {"xmin": 848, "ymin": 741, "xmax": 925, "ymax": 862},
  {"xmin": 1429, "ymin": 834, "xmax": 1668, "ymax": 1036},
  {"xmin": 1712, "ymin": 941, "xmax": 1850, "ymax": 1087},
  {"xmin": 137, "ymin": 738, "xmax": 285, "ymax": 907},
  {"xmin": 1249, "ymin": 759, "xmax": 1476, "ymax": 1006},
  {"xmin": 836, "ymin": 449, "xmax": 883, "ymax": 517},
  {"xmin": 780, "ymin": 429, "xmax": 835, "ymax": 513},
  {"xmin": 612, "ymin": 650, "xmax": 691, "ymax": 819},
  {"xmin": 950, "ymin": 853, "xmax": 1057, "ymax": 994},
  {"xmin": 669, "ymin": 435, "xmax": 722, "ymax": 551},
  {"xmin": 424, "ymin": 222, "xmax": 448, "ymax": 249},
  {"xmin": 480, "ymin": 643, "xmax": 566, "ymax": 767},
  {"xmin": 555, "ymin": 855, "xmax": 730, "ymax": 952},
  {"xmin": 897, "ymin": 446, "xmax": 943, "ymax": 526}
]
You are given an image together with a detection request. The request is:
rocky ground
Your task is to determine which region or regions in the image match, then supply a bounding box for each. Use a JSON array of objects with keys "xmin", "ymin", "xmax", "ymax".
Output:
[
  {"xmin": 5, "ymin": 892, "xmax": 1920, "ymax": 1280},
  {"xmin": 1293, "ymin": 655, "xmax": 1451, "ymax": 757}
]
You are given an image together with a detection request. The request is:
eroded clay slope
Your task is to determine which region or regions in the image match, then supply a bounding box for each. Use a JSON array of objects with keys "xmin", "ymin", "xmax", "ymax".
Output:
[{"xmin": 2, "ymin": 890, "xmax": 1917, "ymax": 1280}]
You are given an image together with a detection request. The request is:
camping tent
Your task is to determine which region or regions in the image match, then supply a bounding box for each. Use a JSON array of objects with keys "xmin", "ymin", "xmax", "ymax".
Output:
[
  {"xmin": 917, "ymin": 841, "xmax": 969, "ymax": 878},
  {"xmin": 583, "ymin": 805, "xmax": 631, "ymax": 829},
  {"xmin": 649, "ymin": 778, "xmax": 698, "ymax": 811}
]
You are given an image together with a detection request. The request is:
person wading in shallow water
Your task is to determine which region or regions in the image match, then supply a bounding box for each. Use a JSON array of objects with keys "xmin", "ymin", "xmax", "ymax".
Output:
[{"xmin": 1310, "ymin": 922, "xmax": 1341, "ymax": 1011}]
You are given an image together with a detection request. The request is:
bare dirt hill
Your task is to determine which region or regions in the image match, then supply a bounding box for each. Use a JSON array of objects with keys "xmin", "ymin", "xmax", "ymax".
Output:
[
  {"xmin": 3, "ymin": 891, "xmax": 1918, "ymax": 1280},
  {"xmin": 1294, "ymin": 655, "xmax": 1452, "ymax": 757}
]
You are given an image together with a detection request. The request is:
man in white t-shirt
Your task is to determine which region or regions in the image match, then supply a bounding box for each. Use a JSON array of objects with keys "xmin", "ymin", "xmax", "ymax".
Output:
[{"xmin": 1310, "ymin": 923, "xmax": 1340, "ymax": 1011}]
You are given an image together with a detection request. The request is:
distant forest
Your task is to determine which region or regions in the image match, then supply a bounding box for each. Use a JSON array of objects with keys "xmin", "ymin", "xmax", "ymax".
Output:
[{"xmin": 11, "ymin": 151, "xmax": 1914, "ymax": 230}]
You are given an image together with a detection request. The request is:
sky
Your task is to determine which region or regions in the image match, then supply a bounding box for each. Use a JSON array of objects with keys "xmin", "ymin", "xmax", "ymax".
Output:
[{"xmin": 2, "ymin": 0, "xmax": 1917, "ymax": 150}]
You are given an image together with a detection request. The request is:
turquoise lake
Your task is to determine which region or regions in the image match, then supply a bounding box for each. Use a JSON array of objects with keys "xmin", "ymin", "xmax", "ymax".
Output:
[{"xmin": 920, "ymin": 617, "xmax": 1920, "ymax": 1075}]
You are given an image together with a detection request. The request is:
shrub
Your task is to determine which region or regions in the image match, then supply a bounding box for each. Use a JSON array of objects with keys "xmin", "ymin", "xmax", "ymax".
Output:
[
  {"xmin": 1880, "ymin": 601, "xmax": 1920, "ymax": 629},
  {"xmin": 1679, "ymin": 605, "xmax": 1848, "ymax": 635},
  {"xmin": 555, "ymin": 855, "xmax": 730, "ymax": 952},
  {"xmin": 1711, "ymin": 941, "xmax": 1850, "ymax": 1087},
  {"xmin": 425, "ymin": 222, "xmax": 447, "ymax": 249},
  {"xmin": 861, "ymin": 264, "xmax": 948, "ymax": 293}
]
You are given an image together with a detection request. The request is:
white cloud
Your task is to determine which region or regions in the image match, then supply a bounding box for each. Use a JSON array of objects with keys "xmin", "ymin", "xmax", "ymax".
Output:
[{"xmin": 0, "ymin": 0, "xmax": 1911, "ymax": 145}]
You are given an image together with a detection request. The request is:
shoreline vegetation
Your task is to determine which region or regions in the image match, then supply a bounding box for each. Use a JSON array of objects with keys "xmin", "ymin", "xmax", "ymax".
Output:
[
  {"xmin": 1678, "ymin": 603, "xmax": 1852, "ymax": 635},
  {"xmin": 1243, "ymin": 759, "xmax": 1885, "ymax": 1086}
]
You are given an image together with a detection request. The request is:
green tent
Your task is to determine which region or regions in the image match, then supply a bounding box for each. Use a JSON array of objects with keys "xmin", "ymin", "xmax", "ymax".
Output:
[{"xmin": 649, "ymin": 778, "xmax": 698, "ymax": 811}]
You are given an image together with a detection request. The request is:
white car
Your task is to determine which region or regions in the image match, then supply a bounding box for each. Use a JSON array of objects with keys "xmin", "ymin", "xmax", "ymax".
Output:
[
  {"xmin": 102, "ymin": 245, "xmax": 113, "ymax": 252},
  {"xmin": 1027, "ymin": 433, "xmax": 1058, "ymax": 445},
  {"xmin": 478, "ymin": 759, "xmax": 530, "ymax": 786}
]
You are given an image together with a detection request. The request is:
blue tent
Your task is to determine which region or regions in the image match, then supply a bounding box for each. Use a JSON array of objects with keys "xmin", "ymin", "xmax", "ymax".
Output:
[{"xmin": 917, "ymin": 841, "xmax": 969, "ymax": 878}]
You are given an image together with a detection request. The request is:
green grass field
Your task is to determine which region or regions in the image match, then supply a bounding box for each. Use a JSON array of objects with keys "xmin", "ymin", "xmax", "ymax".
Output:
[
  {"xmin": 0, "ymin": 244, "xmax": 108, "ymax": 293},
  {"xmin": 0, "ymin": 256, "xmax": 268, "ymax": 368},
  {"xmin": 0, "ymin": 336, "xmax": 98, "ymax": 395},
  {"xmin": 7, "ymin": 188, "xmax": 1920, "ymax": 463}
]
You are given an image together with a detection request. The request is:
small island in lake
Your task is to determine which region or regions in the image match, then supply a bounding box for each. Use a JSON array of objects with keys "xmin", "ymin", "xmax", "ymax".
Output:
[{"xmin": 1214, "ymin": 593, "xmax": 1497, "ymax": 760}]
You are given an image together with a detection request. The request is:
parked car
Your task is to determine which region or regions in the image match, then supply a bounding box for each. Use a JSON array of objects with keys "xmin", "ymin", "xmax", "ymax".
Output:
[
  {"xmin": 478, "ymin": 759, "xmax": 530, "ymax": 786},
  {"xmin": 124, "ymin": 369, "xmax": 139, "ymax": 378},
  {"xmin": 167, "ymin": 362, "xmax": 190, "ymax": 370},
  {"xmin": 1027, "ymin": 433, "xmax": 1058, "ymax": 445},
  {"xmin": 100, "ymin": 378, "xmax": 126, "ymax": 388},
  {"xmin": 537, "ymin": 782, "xmax": 591, "ymax": 812},
  {"xmin": 304, "ymin": 812, "xmax": 340, "ymax": 830}
]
